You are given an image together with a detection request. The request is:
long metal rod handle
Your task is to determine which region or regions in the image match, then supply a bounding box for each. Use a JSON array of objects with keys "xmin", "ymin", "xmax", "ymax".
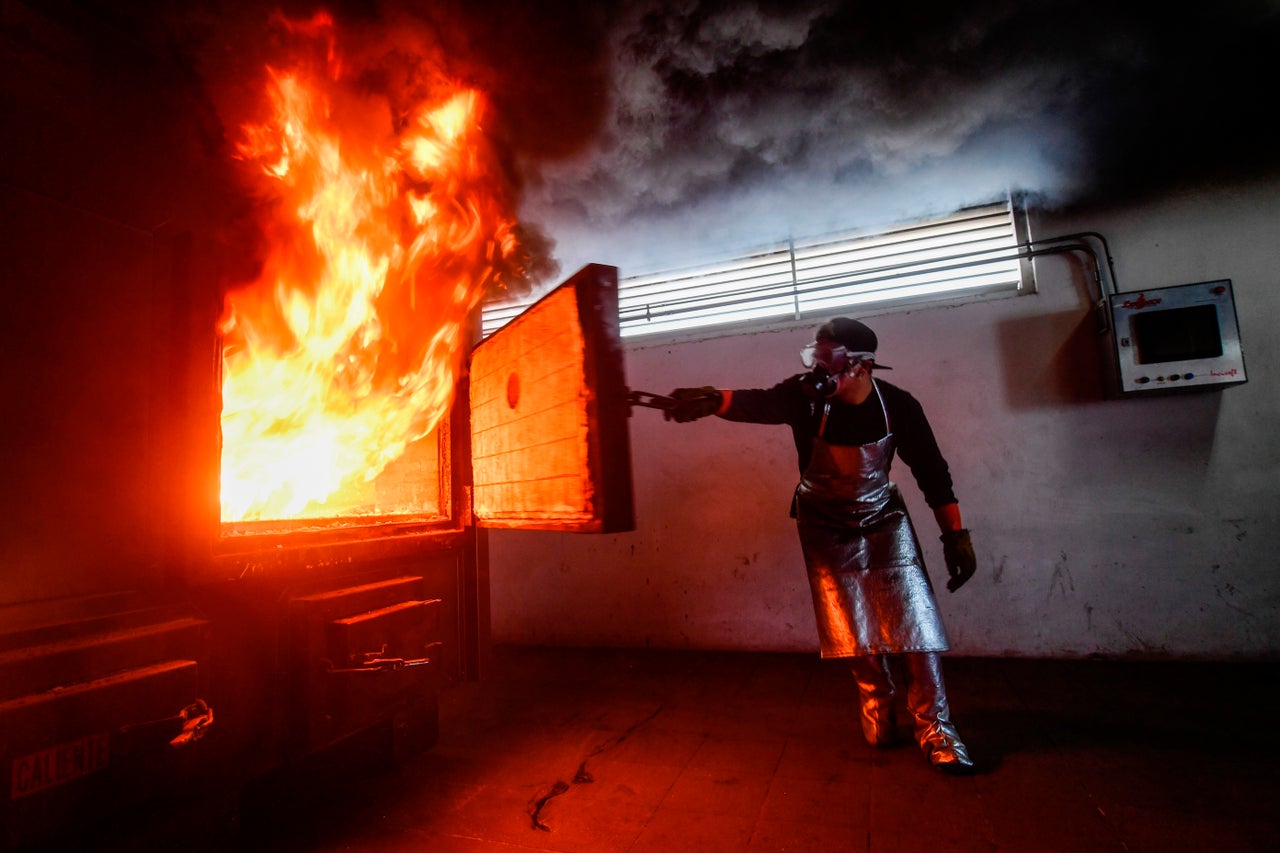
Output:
[{"xmin": 627, "ymin": 390, "xmax": 676, "ymax": 411}]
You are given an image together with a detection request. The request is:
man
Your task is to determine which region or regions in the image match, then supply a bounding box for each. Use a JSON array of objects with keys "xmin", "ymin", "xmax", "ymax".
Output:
[{"xmin": 664, "ymin": 317, "xmax": 978, "ymax": 773}]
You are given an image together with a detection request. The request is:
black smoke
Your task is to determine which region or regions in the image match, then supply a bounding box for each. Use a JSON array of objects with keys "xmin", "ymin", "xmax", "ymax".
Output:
[
  {"xmin": 508, "ymin": 0, "xmax": 1280, "ymax": 271},
  {"xmin": 37, "ymin": 0, "xmax": 1280, "ymax": 276}
]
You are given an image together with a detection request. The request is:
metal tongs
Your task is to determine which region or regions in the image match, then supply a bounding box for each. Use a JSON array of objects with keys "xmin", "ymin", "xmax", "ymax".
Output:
[{"xmin": 627, "ymin": 390, "xmax": 676, "ymax": 412}]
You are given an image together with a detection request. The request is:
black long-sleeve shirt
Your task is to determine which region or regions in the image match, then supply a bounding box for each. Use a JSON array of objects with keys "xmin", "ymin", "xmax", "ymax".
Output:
[{"xmin": 719, "ymin": 375, "xmax": 958, "ymax": 509}]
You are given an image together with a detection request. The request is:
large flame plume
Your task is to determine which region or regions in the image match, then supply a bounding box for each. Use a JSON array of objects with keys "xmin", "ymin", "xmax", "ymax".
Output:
[{"xmin": 219, "ymin": 11, "xmax": 523, "ymax": 523}]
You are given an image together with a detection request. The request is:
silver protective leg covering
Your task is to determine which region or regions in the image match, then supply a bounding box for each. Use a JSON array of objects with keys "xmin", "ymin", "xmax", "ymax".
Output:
[
  {"xmin": 902, "ymin": 652, "xmax": 974, "ymax": 772},
  {"xmin": 848, "ymin": 654, "xmax": 898, "ymax": 747}
]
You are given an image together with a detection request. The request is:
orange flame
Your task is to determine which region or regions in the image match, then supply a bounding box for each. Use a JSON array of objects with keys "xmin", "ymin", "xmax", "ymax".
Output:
[{"xmin": 220, "ymin": 13, "xmax": 521, "ymax": 523}]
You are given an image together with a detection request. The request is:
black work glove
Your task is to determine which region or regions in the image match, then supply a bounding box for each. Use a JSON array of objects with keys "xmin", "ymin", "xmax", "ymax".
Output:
[
  {"xmin": 941, "ymin": 529, "xmax": 976, "ymax": 592},
  {"xmin": 664, "ymin": 387, "xmax": 723, "ymax": 423}
]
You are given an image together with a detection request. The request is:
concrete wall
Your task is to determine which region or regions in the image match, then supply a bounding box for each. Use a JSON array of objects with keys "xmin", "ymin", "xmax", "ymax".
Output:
[{"xmin": 489, "ymin": 179, "xmax": 1280, "ymax": 660}]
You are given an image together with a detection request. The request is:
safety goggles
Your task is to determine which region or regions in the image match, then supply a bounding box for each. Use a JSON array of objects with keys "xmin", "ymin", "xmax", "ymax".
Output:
[{"xmin": 800, "ymin": 341, "xmax": 875, "ymax": 372}]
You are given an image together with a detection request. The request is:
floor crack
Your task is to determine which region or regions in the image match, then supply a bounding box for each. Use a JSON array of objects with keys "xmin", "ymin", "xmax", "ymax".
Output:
[
  {"xmin": 526, "ymin": 703, "xmax": 665, "ymax": 831},
  {"xmin": 529, "ymin": 780, "xmax": 570, "ymax": 831}
]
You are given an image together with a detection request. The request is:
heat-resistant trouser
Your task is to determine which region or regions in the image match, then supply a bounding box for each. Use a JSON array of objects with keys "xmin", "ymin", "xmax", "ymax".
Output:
[{"xmin": 848, "ymin": 651, "xmax": 957, "ymax": 747}]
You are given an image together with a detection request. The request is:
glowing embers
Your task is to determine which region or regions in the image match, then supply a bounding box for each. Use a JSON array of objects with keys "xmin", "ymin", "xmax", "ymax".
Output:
[
  {"xmin": 218, "ymin": 12, "xmax": 522, "ymax": 525},
  {"xmin": 219, "ymin": 425, "xmax": 448, "ymax": 538}
]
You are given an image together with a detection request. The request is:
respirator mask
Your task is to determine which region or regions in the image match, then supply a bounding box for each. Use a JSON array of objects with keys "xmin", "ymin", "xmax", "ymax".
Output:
[
  {"xmin": 799, "ymin": 366, "xmax": 840, "ymax": 399},
  {"xmin": 800, "ymin": 340, "xmax": 871, "ymax": 399}
]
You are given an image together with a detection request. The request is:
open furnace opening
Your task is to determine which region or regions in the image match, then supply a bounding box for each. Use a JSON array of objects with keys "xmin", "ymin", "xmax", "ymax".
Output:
[{"xmin": 214, "ymin": 11, "xmax": 526, "ymax": 538}]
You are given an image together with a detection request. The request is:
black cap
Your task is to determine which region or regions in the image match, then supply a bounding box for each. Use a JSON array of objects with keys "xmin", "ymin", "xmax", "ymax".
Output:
[{"xmin": 815, "ymin": 317, "xmax": 892, "ymax": 369}]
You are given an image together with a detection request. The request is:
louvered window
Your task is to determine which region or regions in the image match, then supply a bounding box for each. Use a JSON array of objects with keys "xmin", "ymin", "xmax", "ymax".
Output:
[{"xmin": 482, "ymin": 198, "xmax": 1032, "ymax": 341}]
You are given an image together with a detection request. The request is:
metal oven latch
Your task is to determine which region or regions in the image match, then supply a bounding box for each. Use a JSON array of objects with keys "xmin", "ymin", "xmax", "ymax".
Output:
[{"xmin": 323, "ymin": 643, "xmax": 442, "ymax": 676}]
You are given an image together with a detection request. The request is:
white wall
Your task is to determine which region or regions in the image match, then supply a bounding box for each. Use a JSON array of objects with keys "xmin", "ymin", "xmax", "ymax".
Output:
[{"xmin": 489, "ymin": 178, "xmax": 1280, "ymax": 660}]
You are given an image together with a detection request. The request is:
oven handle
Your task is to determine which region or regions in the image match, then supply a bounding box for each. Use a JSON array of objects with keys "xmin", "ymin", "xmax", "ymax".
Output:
[
  {"xmin": 115, "ymin": 698, "xmax": 214, "ymax": 752},
  {"xmin": 627, "ymin": 389, "xmax": 676, "ymax": 412},
  {"xmin": 323, "ymin": 642, "xmax": 443, "ymax": 675}
]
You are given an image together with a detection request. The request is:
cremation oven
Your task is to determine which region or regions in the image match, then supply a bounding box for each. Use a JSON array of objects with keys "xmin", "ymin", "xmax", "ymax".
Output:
[
  {"xmin": 0, "ymin": 262, "xmax": 635, "ymax": 849},
  {"xmin": 205, "ymin": 262, "xmax": 634, "ymax": 771},
  {"xmin": 0, "ymin": 5, "xmax": 643, "ymax": 844}
]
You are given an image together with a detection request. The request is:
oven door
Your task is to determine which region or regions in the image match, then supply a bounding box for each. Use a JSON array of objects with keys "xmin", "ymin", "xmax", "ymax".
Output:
[{"xmin": 469, "ymin": 263, "xmax": 634, "ymax": 533}]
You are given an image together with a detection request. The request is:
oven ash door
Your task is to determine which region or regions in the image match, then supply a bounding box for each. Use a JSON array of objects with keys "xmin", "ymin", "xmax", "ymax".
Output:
[{"xmin": 468, "ymin": 263, "xmax": 635, "ymax": 534}]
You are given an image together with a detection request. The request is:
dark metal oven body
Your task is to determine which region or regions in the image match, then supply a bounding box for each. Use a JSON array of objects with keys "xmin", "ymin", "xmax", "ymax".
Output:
[
  {"xmin": 0, "ymin": 250, "xmax": 632, "ymax": 848},
  {"xmin": 0, "ymin": 10, "xmax": 633, "ymax": 845}
]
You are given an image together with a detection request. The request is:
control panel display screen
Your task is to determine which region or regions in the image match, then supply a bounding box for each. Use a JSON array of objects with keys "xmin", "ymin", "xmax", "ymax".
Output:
[{"xmin": 1132, "ymin": 304, "xmax": 1222, "ymax": 364}]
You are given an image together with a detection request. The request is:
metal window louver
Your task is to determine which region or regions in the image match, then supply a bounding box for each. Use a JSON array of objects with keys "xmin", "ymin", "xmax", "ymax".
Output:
[{"xmin": 482, "ymin": 200, "xmax": 1028, "ymax": 340}]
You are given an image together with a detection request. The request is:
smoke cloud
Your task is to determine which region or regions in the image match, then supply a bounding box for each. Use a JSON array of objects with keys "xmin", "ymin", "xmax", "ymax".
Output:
[
  {"xmin": 504, "ymin": 0, "xmax": 1280, "ymax": 274},
  {"xmin": 70, "ymin": 0, "xmax": 1280, "ymax": 279}
]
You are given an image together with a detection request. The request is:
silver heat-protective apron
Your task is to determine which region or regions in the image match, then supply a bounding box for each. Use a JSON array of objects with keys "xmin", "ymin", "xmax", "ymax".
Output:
[{"xmin": 794, "ymin": 381, "xmax": 949, "ymax": 658}]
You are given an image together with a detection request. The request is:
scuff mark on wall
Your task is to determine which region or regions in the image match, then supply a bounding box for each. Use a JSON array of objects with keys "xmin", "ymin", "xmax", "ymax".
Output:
[
  {"xmin": 993, "ymin": 555, "xmax": 1006, "ymax": 584},
  {"xmin": 1047, "ymin": 551, "xmax": 1074, "ymax": 604},
  {"xmin": 1215, "ymin": 583, "xmax": 1254, "ymax": 617},
  {"xmin": 1113, "ymin": 620, "xmax": 1169, "ymax": 656}
]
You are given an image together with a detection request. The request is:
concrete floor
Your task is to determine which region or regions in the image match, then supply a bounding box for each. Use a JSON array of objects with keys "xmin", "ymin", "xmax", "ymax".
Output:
[{"xmin": 228, "ymin": 646, "xmax": 1277, "ymax": 852}]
